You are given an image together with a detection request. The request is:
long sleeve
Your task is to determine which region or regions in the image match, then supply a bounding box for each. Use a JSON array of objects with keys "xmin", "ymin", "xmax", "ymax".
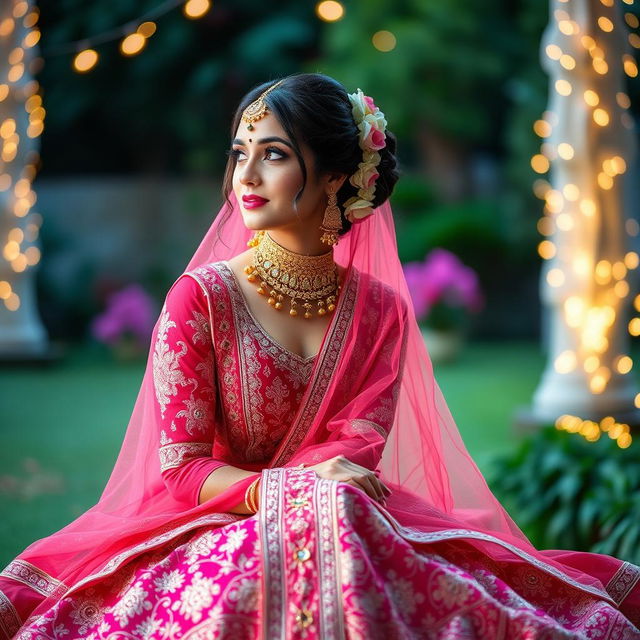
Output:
[{"xmin": 152, "ymin": 274, "xmax": 227, "ymax": 506}]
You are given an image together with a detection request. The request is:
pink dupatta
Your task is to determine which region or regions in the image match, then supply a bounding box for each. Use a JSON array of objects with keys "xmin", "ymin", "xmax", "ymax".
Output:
[{"xmin": 1, "ymin": 193, "xmax": 638, "ymax": 637}]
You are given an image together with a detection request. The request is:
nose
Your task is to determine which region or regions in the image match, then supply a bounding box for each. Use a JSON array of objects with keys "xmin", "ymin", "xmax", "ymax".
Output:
[{"xmin": 238, "ymin": 153, "xmax": 261, "ymax": 187}]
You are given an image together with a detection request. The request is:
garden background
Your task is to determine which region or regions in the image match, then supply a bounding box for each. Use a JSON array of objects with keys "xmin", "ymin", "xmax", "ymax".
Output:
[{"xmin": 1, "ymin": 0, "xmax": 640, "ymax": 569}]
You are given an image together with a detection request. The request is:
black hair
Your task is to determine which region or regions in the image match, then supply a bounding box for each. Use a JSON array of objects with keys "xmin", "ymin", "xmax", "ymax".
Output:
[{"xmin": 221, "ymin": 72, "xmax": 399, "ymax": 236}]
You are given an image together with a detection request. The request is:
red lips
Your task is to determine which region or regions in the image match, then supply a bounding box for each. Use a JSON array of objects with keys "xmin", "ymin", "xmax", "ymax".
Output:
[{"xmin": 242, "ymin": 195, "xmax": 269, "ymax": 207}]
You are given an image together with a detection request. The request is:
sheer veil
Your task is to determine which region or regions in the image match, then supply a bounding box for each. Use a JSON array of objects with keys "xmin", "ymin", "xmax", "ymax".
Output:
[{"xmin": 6, "ymin": 119, "xmax": 625, "ymax": 634}]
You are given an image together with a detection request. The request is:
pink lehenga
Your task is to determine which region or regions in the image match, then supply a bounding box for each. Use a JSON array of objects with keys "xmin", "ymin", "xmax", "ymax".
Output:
[{"xmin": 1, "ymin": 196, "xmax": 639, "ymax": 639}]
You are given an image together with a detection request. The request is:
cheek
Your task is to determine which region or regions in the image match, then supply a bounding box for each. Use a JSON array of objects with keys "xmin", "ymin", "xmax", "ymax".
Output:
[{"xmin": 231, "ymin": 166, "xmax": 241, "ymax": 191}]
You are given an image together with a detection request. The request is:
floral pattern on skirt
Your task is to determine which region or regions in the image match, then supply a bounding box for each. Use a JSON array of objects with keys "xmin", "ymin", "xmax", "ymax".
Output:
[{"xmin": 16, "ymin": 471, "xmax": 640, "ymax": 639}]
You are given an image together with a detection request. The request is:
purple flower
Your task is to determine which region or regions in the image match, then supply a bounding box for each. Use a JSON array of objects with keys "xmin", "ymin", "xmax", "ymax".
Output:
[
  {"xmin": 91, "ymin": 284, "xmax": 156, "ymax": 348},
  {"xmin": 403, "ymin": 248, "xmax": 484, "ymax": 326}
]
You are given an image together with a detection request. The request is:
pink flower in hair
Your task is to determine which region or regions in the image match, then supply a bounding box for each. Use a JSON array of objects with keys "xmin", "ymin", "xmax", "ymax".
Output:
[
  {"xmin": 345, "ymin": 88, "xmax": 388, "ymax": 223},
  {"xmin": 363, "ymin": 95, "xmax": 376, "ymax": 114},
  {"xmin": 364, "ymin": 127, "xmax": 386, "ymax": 151}
]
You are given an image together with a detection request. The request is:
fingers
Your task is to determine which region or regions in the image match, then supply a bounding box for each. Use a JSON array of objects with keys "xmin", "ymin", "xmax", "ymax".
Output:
[
  {"xmin": 341, "ymin": 458, "xmax": 391, "ymax": 498},
  {"xmin": 349, "ymin": 474, "xmax": 383, "ymax": 502}
]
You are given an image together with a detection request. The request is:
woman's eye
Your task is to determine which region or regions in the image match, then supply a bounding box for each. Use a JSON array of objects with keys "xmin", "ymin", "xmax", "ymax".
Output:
[{"xmin": 265, "ymin": 147, "xmax": 286, "ymax": 160}]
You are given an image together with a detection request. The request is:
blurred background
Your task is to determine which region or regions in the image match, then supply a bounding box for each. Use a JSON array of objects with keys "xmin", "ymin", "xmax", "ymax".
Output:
[{"xmin": 1, "ymin": 0, "xmax": 640, "ymax": 569}]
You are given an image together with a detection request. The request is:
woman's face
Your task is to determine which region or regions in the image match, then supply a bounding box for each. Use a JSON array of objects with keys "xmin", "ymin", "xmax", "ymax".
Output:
[{"xmin": 231, "ymin": 113, "xmax": 330, "ymax": 234}]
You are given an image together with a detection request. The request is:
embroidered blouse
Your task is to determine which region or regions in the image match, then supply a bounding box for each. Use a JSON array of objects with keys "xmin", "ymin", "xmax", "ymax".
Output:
[{"xmin": 152, "ymin": 261, "xmax": 406, "ymax": 507}]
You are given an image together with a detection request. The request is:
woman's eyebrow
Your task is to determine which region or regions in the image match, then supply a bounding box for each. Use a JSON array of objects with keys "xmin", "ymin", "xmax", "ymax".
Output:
[{"xmin": 231, "ymin": 136, "xmax": 293, "ymax": 148}]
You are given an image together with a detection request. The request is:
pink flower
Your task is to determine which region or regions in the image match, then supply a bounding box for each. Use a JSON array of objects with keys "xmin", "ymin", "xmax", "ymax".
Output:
[
  {"xmin": 402, "ymin": 248, "xmax": 484, "ymax": 325},
  {"xmin": 91, "ymin": 284, "xmax": 157, "ymax": 348},
  {"xmin": 364, "ymin": 127, "xmax": 386, "ymax": 151},
  {"xmin": 366, "ymin": 171, "xmax": 379, "ymax": 188},
  {"xmin": 363, "ymin": 95, "xmax": 376, "ymax": 114}
]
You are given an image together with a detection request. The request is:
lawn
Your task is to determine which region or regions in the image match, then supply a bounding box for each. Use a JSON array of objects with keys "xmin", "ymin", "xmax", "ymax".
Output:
[{"xmin": 0, "ymin": 340, "xmax": 547, "ymax": 568}]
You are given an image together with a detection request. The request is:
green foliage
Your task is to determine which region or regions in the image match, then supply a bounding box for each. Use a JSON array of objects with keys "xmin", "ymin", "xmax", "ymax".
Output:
[
  {"xmin": 489, "ymin": 428, "xmax": 640, "ymax": 563},
  {"xmin": 315, "ymin": 0, "xmax": 518, "ymax": 143},
  {"xmin": 38, "ymin": 0, "xmax": 321, "ymax": 174},
  {"xmin": 394, "ymin": 197, "xmax": 509, "ymax": 265}
]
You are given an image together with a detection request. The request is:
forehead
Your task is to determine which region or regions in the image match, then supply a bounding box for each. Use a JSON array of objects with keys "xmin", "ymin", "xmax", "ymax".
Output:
[{"xmin": 233, "ymin": 112, "xmax": 288, "ymax": 142}]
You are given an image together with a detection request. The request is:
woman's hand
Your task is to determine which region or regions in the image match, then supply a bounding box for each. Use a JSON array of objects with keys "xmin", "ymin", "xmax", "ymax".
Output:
[{"xmin": 306, "ymin": 455, "xmax": 391, "ymax": 504}]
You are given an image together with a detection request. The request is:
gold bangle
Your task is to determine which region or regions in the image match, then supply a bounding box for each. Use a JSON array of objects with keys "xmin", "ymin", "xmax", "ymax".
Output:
[
  {"xmin": 250, "ymin": 477, "xmax": 260, "ymax": 511},
  {"xmin": 244, "ymin": 478, "xmax": 258, "ymax": 513},
  {"xmin": 245, "ymin": 476, "xmax": 260, "ymax": 513}
]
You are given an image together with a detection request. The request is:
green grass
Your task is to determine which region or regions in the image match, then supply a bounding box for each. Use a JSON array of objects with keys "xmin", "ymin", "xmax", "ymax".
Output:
[{"xmin": 0, "ymin": 341, "xmax": 547, "ymax": 568}]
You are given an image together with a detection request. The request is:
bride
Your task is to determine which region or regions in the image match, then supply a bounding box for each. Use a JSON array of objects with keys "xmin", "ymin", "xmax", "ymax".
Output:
[{"xmin": 1, "ymin": 73, "xmax": 638, "ymax": 639}]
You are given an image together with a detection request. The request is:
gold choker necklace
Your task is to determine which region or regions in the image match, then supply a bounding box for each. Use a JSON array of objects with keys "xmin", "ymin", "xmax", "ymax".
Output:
[{"xmin": 243, "ymin": 231, "xmax": 340, "ymax": 319}]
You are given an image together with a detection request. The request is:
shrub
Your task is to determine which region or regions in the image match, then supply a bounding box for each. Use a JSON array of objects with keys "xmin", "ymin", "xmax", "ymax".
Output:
[{"xmin": 489, "ymin": 427, "xmax": 640, "ymax": 563}]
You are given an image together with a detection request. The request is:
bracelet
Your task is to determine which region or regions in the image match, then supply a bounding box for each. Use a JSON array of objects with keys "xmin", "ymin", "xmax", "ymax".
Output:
[{"xmin": 244, "ymin": 476, "xmax": 260, "ymax": 513}]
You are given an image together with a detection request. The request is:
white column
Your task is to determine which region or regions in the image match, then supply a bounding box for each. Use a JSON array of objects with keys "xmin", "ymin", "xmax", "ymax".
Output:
[
  {"xmin": 530, "ymin": 0, "xmax": 639, "ymax": 425},
  {"xmin": 0, "ymin": 0, "xmax": 47, "ymax": 357}
]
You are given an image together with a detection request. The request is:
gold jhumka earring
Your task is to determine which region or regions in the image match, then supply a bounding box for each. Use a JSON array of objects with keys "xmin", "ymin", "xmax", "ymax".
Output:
[{"xmin": 319, "ymin": 188, "xmax": 342, "ymax": 247}]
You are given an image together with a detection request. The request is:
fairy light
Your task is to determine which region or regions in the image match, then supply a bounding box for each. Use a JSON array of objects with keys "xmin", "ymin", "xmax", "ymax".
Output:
[
  {"xmin": 625, "ymin": 12, "xmax": 639, "ymax": 28},
  {"xmin": 533, "ymin": 119, "xmax": 552, "ymax": 137},
  {"xmin": 1, "ymin": 0, "xmax": 44, "ymax": 314},
  {"xmin": 560, "ymin": 54, "xmax": 576, "ymax": 70},
  {"xmin": 555, "ymin": 79, "xmax": 573, "ymax": 95},
  {"xmin": 584, "ymin": 89, "xmax": 600, "ymax": 106},
  {"xmin": 563, "ymin": 183, "xmax": 580, "ymax": 200},
  {"xmin": 31, "ymin": 2, "xmax": 212, "ymax": 73},
  {"xmin": 598, "ymin": 16, "xmax": 614, "ymax": 32},
  {"xmin": 556, "ymin": 213, "xmax": 574, "ymax": 230},
  {"xmin": 555, "ymin": 415, "xmax": 633, "ymax": 448},
  {"xmin": 316, "ymin": 1, "xmax": 344, "ymax": 22},
  {"xmin": 623, "ymin": 54, "xmax": 638, "ymax": 77},
  {"xmin": 183, "ymin": 0, "xmax": 210, "ymax": 19},
  {"xmin": 547, "ymin": 268, "xmax": 565, "ymax": 287},
  {"xmin": 557, "ymin": 142, "xmax": 574, "ymax": 159},
  {"xmin": 537, "ymin": 217, "xmax": 554, "ymax": 236},
  {"xmin": 73, "ymin": 49, "xmax": 98, "ymax": 73},
  {"xmin": 538, "ymin": 240, "xmax": 556, "ymax": 259},
  {"xmin": 546, "ymin": 44, "xmax": 562, "ymax": 60},
  {"xmin": 593, "ymin": 107, "xmax": 610, "ymax": 125},
  {"xmin": 555, "ymin": 350, "xmax": 577, "ymax": 373},
  {"xmin": 531, "ymin": 154, "xmax": 550, "ymax": 173},
  {"xmin": 120, "ymin": 32, "xmax": 146, "ymax": 56},
  {"xmin": 372, "ymin": 30, "xmax": 397, "ymax": 52}
]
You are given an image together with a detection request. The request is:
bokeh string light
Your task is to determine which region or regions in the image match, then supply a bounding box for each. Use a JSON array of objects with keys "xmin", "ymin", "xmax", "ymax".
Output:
[
  {"xmin": 315, "ymin": 1, "xmax": 344, "ymax": 23},
  {"xmin": 533, "ymin": 0, "xmax": 639, "ymax": 446},
  {"xmin": 1, "ymin": 0, "xmax": 44, "ymax": 314},
  {"xmin": 37, "ymin": 0, "xmax": 212, "ymax": 73}
]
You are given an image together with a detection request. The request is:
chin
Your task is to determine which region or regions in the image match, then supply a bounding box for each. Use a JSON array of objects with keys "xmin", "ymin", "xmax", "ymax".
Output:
[{"xmin": 239, "ymin": 210, "xmax": 266, "ymax": 230}]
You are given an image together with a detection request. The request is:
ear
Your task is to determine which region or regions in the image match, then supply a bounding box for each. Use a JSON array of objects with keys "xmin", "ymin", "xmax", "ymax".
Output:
[{"xmin": 325, "ymin": 172, "xmax": 348, "ymax": 194}]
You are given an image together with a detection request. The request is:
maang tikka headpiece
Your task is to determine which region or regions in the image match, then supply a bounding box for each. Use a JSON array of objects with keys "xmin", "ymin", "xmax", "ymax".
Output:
[{"xmin": 241, "ymin": 78, "xmax": 286, "ymax": 131}]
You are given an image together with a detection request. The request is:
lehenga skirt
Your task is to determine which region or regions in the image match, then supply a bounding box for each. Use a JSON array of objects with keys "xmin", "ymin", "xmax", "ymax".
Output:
[{"xmin": 14, "ymin": 469, "xmax": 640, "ymax": 639}]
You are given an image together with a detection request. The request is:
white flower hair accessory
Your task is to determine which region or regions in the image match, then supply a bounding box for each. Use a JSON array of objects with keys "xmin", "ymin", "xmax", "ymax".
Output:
[{"xmin": 343, "ymin": 88, "xmax": 388, "ymax": 223}]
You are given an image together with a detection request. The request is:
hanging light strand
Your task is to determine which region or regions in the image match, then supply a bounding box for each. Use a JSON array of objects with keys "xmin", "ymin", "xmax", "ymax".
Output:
[{"xmin": 34, "ymin": 0, "xmax": 211, "ymax": 72}]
